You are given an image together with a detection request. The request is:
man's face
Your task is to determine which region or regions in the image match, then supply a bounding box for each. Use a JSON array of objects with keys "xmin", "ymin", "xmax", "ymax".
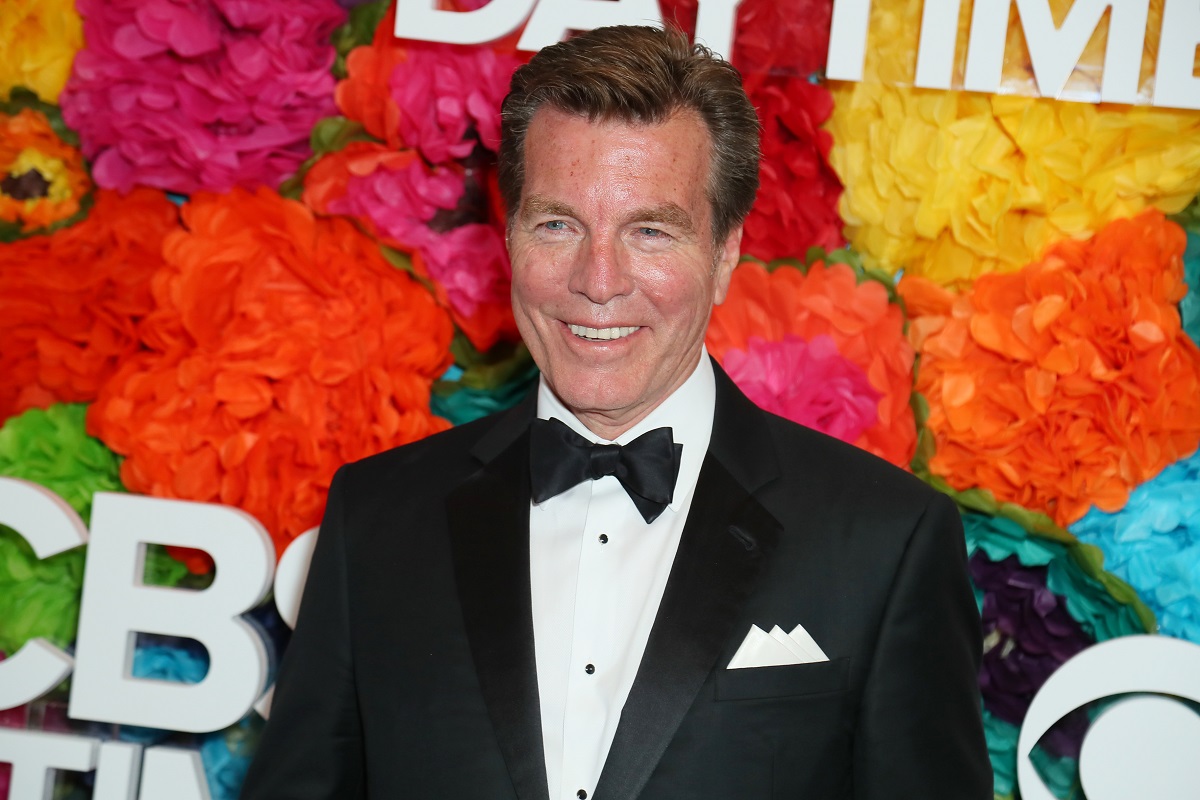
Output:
[{"xmin": 508, "ymin": 107, "xmax": 742, "ymax": 439}]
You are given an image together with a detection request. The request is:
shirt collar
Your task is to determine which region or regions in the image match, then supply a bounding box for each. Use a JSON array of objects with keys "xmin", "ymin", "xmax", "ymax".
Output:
[{"xmin": 536, "ymin": 350, "xmax": 716, "ymax": 513}]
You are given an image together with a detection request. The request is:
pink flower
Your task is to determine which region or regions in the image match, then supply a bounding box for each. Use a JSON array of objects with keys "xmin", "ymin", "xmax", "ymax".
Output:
[
  {"xmin": 420, "ymin": 223, "xmax": 511, "ymax": 319},
  {"xmin": 389, "ymin": 42, "xmax": 521, "ymax": 164},
  {"xmin": 60, "ymin": 0, "xmax": 345, "ymax": 194},
  {"xmin": 327, "ymin": 156, "xmax": 465, "ymax": 247},
  {"xmin": 723, "ymin": 334, "xmax": 881, "ymax": 443}
]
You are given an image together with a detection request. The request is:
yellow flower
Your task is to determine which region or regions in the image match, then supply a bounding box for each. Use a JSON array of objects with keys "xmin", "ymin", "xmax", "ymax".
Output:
[
  {"xmin": 827, "ymin": 0, "xmax": 1200, "ymax": 287},
  {"xmin": 0, "ymin": 0, "xmax": 84, "ymax": 103}
]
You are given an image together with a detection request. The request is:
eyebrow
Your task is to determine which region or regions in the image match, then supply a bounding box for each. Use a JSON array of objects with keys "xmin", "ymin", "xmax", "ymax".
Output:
[
  {"xmin": 624, "ymin": 203, "xmax": 696, "ymax": 236},
  {"xmin": 520, "ymin": 195, "xmax": 575, "ymax": 220}
]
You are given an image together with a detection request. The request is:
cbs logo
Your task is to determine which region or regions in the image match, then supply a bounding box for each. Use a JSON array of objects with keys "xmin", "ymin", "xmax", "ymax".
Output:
[{"xmin": 1017, "ymin": 635, "xmax": 1200, "ymax": 799}]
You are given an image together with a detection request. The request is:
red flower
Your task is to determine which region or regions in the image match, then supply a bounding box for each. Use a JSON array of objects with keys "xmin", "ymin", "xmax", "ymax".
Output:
[
  {"xmin": 743, "ymin": 76, "xmax": 845, "ymax": 262},
  {"xmin": 88, "ymin": 187, "xmax": 455, "ymax": 561},
  {"xmin": 0, "ymin": 188, "xmax": 178, "ymax": 423}
]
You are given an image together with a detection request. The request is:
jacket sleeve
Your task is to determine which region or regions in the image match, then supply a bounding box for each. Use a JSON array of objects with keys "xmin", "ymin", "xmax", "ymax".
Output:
[
  {"xmin": 852, "ymin": 491, "xmax": 992, "ymax": 799},
  {"xmin": 240, "ymin": 466, "xmax": 367, "ymax": 799}
]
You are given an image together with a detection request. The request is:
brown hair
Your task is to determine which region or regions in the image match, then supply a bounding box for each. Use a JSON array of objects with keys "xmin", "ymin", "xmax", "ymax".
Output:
[{"xmin": 498, "ymin": 25, "xmax": 760, "ymax": 244}]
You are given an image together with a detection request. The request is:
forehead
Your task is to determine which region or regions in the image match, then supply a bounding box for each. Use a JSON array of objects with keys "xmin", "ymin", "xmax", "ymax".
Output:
[{"xmin": 520, "ymin": 107, "xmax": 714, "ymax": 207}]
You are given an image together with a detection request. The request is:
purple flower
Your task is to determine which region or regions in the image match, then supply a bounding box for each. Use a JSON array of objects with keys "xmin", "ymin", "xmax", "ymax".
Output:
[
  {"xmin": 971, "ymin": 553, "xmax": 1093, "ymax": 757},
  {"xmin": 61, "ymin": 0, "xmax": 346, "ymax": 194}
]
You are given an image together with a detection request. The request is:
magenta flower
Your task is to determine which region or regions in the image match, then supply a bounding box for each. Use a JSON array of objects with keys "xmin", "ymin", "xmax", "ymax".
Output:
[
  {"xmin": 60, "ymin": 0, "xmax": 345, "ymax": 194},
  {"xmin": 326, "ymin": 156, "xmax": 465, "ymax": 247},
  {"xmin": 421, "ymin": 222, "xmax": 511, "ymax": 319},
  {"xmin": 388, "ymin": 42, "xmax": 521, "ymax": 164},
  {"xmin": 724, "ymin": 334, "xmax": 881, "ymax": 443}
]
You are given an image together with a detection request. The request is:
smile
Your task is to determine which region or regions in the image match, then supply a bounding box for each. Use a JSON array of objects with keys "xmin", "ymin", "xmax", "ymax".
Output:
[{"xmin": 568, "ymin": 324, "xmax": 640, "ymax": 341}]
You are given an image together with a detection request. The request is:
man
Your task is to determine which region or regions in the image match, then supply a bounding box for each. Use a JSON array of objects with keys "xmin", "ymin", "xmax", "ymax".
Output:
[{"xmin": 242, "ymin": 25, "xmax": 990, "ymax": 800}]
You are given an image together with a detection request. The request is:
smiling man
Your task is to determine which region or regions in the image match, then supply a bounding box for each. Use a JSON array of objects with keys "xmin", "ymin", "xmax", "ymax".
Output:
[{"xmin": 242, "ymin": 25, "xmax": 990, "ymax": 800}]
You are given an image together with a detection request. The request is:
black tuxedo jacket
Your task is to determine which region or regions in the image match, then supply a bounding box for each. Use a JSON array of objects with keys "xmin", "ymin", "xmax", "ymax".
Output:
[{"xmin": 242, "ymin": 366, "xmax": 991, "ymax": 799}]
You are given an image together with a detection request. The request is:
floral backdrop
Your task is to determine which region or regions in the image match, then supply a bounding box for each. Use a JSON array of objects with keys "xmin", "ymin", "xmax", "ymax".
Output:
[{"xmin": 1, "ymin": 0, "xmax": 1199, "ymax": 797}]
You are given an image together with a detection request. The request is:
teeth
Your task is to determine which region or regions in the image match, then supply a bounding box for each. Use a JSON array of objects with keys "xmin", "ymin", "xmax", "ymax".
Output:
[{"xmin": 569, "ymin": 324, "xmax": 640, "ymax": 341}]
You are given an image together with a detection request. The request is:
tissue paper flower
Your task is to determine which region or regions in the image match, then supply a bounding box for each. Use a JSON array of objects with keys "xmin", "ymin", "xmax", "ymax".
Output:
[
  {"xmin": 707, "ymin": 259, "xmax": 916, "ymax": 467},
  {"xmin": 0, "ymin": 0, "xmax": 83, "ymax": 103},
  {"xmin": 0, "ymin": 107, "xmax": 92, "ymax": 239},
  {"xmin": 964, "ymin": 510, "xmax": 1151, "ymax": 792},
  {"xmin": 303, "ymin": 141, "xmax": 518, "ymax": 351},
  {"xmin": 724, "ymin": 334, "xmax": 880, "ymax": 443},
  {"xmin": 0, "ymin": 188, "xmax": 178, "ymax": 423},
  {"xmin": 388, "ymin": 41, "xmax": 520, "ymax": 163},
  {"xmin": 336, "ymin": 3, "xmax": 520, "ymax": 156},
  {"xmin": 60, "ymin": 0, "xmax": 345, "ymax": 194},
  {"xmin": 742, "ymin": 76, "xmax": 844, "ymax": 262},
  {"xmin": 1072, "ymin": 449, "xmax": 1200, "ymax": 644},
  {"xmin": 0, "ymin": 403, "xmax": 124, "ymax": 657},
  {"xmin": 827, "ymin": 0, "xmax": 1200, "ymax": 284},
  {"xmin": 0, "ymin": 404, "xmax": 124, "ymax": 524},
  {"xmin": 903, "ymin": 210, "xmax": 1200, "ymax": 525},
  {"xmin": 658, "ymin": 0, "xmax": 832, "ymax": 83},
  {"xmin": 88, "ymin": 187, "xmax": 454, "ymax": 559}
]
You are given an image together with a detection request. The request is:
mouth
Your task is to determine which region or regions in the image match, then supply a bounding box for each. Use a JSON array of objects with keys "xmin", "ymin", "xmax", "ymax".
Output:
[{"xmin": 568, "ymin": 324, "xmax": 641, "ymax": 341}]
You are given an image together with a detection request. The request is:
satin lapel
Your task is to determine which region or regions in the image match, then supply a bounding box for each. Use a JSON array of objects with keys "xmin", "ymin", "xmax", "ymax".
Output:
[
  {"xmin": 447, "ymin": 394, "xmax": 550, "ymax": 800},
  {"xmin": 592, "ymin": 364, "xmax": 783, "ymax": 800}
]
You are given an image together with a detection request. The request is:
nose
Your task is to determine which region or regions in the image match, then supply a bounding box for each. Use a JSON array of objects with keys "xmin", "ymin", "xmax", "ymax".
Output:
[{"xmin": 568, "ymin": 233, "xmax": 634, "ymax": 304}]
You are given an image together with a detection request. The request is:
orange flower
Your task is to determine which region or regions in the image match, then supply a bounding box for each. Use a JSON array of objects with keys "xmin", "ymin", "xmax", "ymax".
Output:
[
  {"xmin": 0, "ymin": 108, "xmax": 91, "ymax": 237},
  {"xmin": 88, "ymin": 187, "xmax": 455, "ymax": 561},
  {"xmin": 0, "ymin": 187, "xmax": 177, "ymax": 422},
  {"xmin": 902, "ymin": 210, "xmax": 1200, "ymax": 525},
  {"xmin": 706, "ymin": 260, "xmax": 917, "ymax": 467},
  {"xmin": 336, "ymin": 3, "xmax": 407, "ymax": 147}
]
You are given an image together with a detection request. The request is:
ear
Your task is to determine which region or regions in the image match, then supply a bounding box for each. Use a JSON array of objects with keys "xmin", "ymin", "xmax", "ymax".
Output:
[{"xmin": 712, "ymin": 223, "xmax": 743, "ymax": 306}]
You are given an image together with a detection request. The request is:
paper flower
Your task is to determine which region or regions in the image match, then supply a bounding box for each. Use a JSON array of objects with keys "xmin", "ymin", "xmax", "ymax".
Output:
[
  {"xmin": 388, "ymin": 41, "xmax": 520, "ymax": 164},
  {"xmin": 0, "ymin": 404, "xmax": 124, "ymax": 523},
  {"xmin": 658, "ymin": 0, "xmax": 832, "ymax": 83},
  {"xmin": 972, "ymin": 551, "xmax": 1092, "ymax": 756},
  {"xmin": 0, "ymin": 107, "xmax": 92, "ymax": 240},
  {"xmin": 303, "ymin": 141, "xmax": 518, "ymax": 352},
  {"xmin": 827, "ymin": 0, "xmax": 1200, "ymax": 285},
  {"xmin": 723, "ymin": 334, "xmax": 880, "ymax": 442},
  {"xmin": 963, "ymin": 510, "xmax": 1151, "ymax": 791},
  {"xmin": 0, "ymin": 187, "xmax": 178, "ymax": 423},
  {"xmin": 1072, "ymin": 450, "xmax": 1200, "ymax": 643},
  {"xmin": 336, "ymin": 3, "xmax": 524, "ymax": 154},
  {"xmin": 88, "ymin": 188, "xmax": 454, "ymax": 560},
  {"xmin": 0, "ymin": 0, "xmax": 84, "ymax": 103},
  {"xmin": 707, "ymin": 259, "xmax": 917, "ymax": 467},
  {"xmin": 742, "ymin": 76, "xmax": 844, "ymax": 262},
  {"xmin": 200, "ymin": 716, "xmax": 261, "ymax": 800},
  {"xmin": 1183, "ymin": 229, "xmax": 1200, "ymax": 347},
  {"xmin": 335, "ymin": 2, "xmax": 409, "ymax": 147},
  {"xmin": 59, "ymin": 0, "xmax": 345, "ymax": 194},
  {"xmin": 0, "ymin": 521, "xmax": 85, "ymax": 657},
  {"xmin": 903, "ymin": 210, "xmax": 1200, "ymax": 526},
  {"xmin": 417, "ymin": 222, "xmax": 517, "ymax": 351}
]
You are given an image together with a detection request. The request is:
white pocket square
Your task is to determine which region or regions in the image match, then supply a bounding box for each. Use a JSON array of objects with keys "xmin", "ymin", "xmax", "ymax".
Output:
[{"xmin": 727, "ymin": 624, "xmax": 829, "ymax": 669}]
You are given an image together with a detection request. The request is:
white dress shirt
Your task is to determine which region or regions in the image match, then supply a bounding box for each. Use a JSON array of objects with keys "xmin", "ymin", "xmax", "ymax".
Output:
[{"xmin": 530, "ymin": 352, "xmax": 716, "ymax": 800}]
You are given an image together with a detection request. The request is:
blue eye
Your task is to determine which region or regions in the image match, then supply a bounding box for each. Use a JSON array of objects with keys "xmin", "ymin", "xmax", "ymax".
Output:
[
  {"xmin": 544, "ymin": 220, "xmax": 567, "ymax": 231},
  {"xmin": 638, "ymin": 227, "xmax": 663, "ymax": 237}
]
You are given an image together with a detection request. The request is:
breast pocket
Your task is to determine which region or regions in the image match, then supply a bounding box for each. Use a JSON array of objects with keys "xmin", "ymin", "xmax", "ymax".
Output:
[{"xmin": 715, "ymin": 657, "xmax": 850, "ymax": 702}]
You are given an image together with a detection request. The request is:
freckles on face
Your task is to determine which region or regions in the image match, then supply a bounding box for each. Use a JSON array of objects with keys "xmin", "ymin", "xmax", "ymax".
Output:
[{"xmin": 507, "ymin": 108, "xmax": 740, "ymax": 438}]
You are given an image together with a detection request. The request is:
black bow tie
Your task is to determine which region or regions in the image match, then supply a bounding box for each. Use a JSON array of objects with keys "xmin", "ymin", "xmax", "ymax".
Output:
[{"xmin": 529, "ymin": 417, "xmax": 683, "ymax": 524}]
